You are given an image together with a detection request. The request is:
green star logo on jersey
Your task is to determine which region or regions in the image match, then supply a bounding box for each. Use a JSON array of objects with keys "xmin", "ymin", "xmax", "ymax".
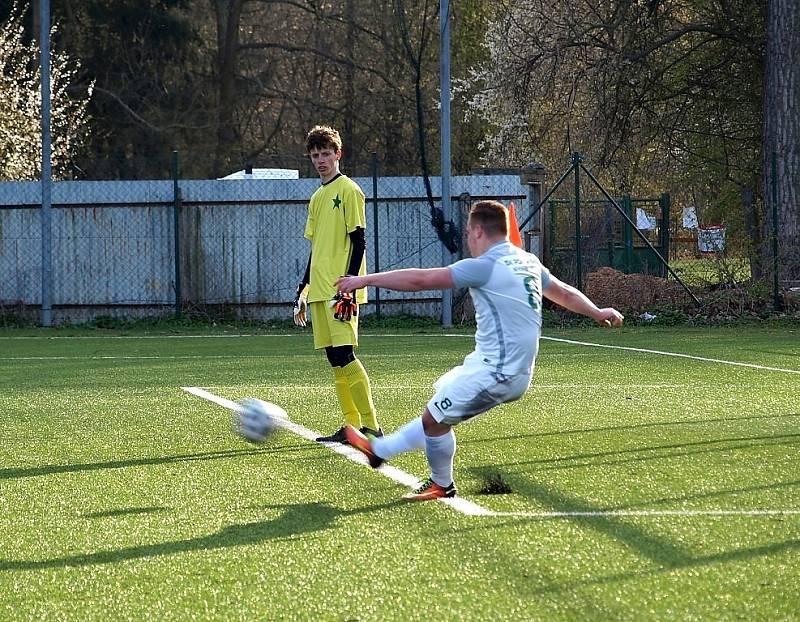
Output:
[{"xmin": 332, "ymin": 194, "xmax": 341, "ymax": 209}]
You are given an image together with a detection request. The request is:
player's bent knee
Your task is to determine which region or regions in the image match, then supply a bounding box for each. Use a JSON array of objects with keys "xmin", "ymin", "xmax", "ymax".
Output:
[
  {"xmin": 422, "ymin": 409, "xmax": 451, "ymax": 436},
  {"xmin": 325, "ymin": 345, "xmax": 355, "ymax": 367}
]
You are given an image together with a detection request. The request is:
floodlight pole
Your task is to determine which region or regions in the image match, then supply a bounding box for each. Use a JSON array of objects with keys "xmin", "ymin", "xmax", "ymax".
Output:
[
  {"xmin": 440, "ymin": 0, "xmax": 453, "ymax": 327},
  {"xmin": 40, "ymin": 0, "xmax": 53, "ymax": 327}
]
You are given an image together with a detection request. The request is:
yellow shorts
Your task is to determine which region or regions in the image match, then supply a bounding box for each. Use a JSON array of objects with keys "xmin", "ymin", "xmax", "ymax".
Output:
[{"xmin": 310, "ymin": 300, "xmax": 359, "ymax": 349}]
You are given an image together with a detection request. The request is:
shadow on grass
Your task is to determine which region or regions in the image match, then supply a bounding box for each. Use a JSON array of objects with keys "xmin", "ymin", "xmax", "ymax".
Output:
[
  {"xmin": 512, "ymin": 480, "xmax": 694, "ymax": 566},
  {"xmin": 533, "ymin": 537, "xmax": 800, "ymax": 597},
  {"xmin": 452, "ymin": 475, "xmax": 800, "ymax": 597},
  {"xmin": 0, "ymin": 499, "xmax": 400, "ymax": 571},
  {"xmin": 609, "ymin": 479, "xmax": 800, "ymax": 511},
  {"xmin": 503, "ymin": 432, "xmax": 800, "ymax": 472},
  {"xmin": 458, "ymin": 412, "xmax": 800, "ymax": 446},
  {"xmin": 0, "ymin": 445, "xmax": 310, "ymax": 481}
]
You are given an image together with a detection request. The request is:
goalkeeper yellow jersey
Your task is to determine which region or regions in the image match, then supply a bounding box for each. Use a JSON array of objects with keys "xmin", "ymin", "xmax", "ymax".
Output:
[{"xmin": 304, "ymin": 174, "xmax": 368, "ymax": 304}]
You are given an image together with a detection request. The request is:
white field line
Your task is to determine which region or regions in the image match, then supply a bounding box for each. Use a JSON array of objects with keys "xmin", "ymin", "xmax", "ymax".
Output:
[
  {"xmin": 0, "ymin": 333, "xmax": 471, "ymax": 340},
  {"xmin": 182, "ymin": 386, "xmax": 800, "ymax": 519},
  {"xmin": 3, "ymin": 331, "xmax": 797, "ymax": 375},
  {"xmin": 541, "ymin": 336, "xmax": 800, "ymax": 375},
  {"xmin": 473, "ymin": 509, "xmax": 800, "ymax": 518},
  {"xmin": 0, "ymin": 353, "xmax": 437, "ymax": 361},
  {"xmin": 191, "ymin": 383, "xmax": 688, "ymax": 391},
  {"xmin": 182, "ymin": 386, "xmax": 488, "ymax": 516}
]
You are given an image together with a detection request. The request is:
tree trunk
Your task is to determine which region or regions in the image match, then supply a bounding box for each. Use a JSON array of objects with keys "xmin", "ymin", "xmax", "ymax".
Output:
[
  {"xmin": 381, "ymin": 3, "xmax": 404, "ymax": 174},
  {"xmin": 762, "ymin": 0, "xmax": 800, "ymax": 283},
  {"xmin": 212, "ymin": 0, "xmax": 244, "ymax": 178}
]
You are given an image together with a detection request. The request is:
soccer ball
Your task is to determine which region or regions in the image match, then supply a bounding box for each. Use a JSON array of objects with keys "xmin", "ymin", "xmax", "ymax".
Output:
[{"xmin": 233, "ymin": 398, "xmax": 287, "ymax": 443}]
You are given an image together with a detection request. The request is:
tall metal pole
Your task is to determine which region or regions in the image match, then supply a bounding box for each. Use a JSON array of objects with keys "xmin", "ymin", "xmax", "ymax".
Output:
[
  {"xmin": 172, "ymin": 151, "xmax": 182, "ymax": 318},
  {"xmin": 371, "ymin": 153, "xmax": 381, "ymax": 320},
  {"xmin": 439, "ymin": 0, "xmax": 452, "ymax": 327},
  {"xmin": 40, "ymin": 0, "xmax": 53, "ymax": 327}
]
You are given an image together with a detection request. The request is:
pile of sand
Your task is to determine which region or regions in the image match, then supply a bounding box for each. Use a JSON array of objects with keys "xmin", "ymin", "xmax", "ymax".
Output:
[{"xmin": 584, "ymin": 267, "xmax": 689, "ymax": 314}]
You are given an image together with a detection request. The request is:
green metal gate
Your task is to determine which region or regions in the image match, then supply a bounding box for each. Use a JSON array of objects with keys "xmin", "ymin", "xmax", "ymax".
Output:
[{"xmin": 517, "ymin": 153, "xmax": 699, "ymax": 306}]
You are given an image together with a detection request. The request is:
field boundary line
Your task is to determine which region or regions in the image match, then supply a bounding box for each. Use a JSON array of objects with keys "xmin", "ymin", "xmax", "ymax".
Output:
[
  {"xmin": 0, "ymin": 333, "xmax": 472, "ymax": 340},
  {"xmin": 3, "ymin": 331, "xmax": 796, "ymax": 374},
  {"xmin": 182, "ymin": 386, "xmax": 490, "ymax": 516},
  {"xmin": 0, "ymin": 353, "xmax": 448, "ymax": 361},
  {"xmin": 182, "ymin": 387, "xmax": 800, "ymax": 519},
  {"xmin": 541, "ymin": 336, "xmax": 800, "ymax": 375}
]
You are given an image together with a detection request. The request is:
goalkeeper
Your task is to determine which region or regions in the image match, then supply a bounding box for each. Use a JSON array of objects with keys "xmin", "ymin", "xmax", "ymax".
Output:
[{"xmin": 293, "ymin": 125, "xmax": 382, "ymax": 443}]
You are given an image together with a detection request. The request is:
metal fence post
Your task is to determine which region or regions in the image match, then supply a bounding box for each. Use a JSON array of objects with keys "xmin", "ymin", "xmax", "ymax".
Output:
[
  {"xmin": 605, "ymin": 202, "xmax": 615, "ymax": 268},
  {"xmin": 172, "ymin": 150, "xmax": 182, "ymax": 318},
  {"xmin": 440, "ymin": 0, "xmax": 453, "ymax": 327},
  {"xmin": 371, "ymin": 152, "xmax": 381, "ymax": 320},
  {"xmin": 660, "ymin": 192, "xmax": 671, "ymax": 276},
  {"xmin": 572, "ymin": 153, "xmax": 583, "ymax": 288},
  {"xmin": 623, "ymin": 196, "xmax": 633, "ymax": 273},
  {"xmin": 548, "ymin": 201, "xmax": 556, "ymax": 265},
  {"xmin": 40, "ymin": 0, "xmax": 53, "ymax": 327}
]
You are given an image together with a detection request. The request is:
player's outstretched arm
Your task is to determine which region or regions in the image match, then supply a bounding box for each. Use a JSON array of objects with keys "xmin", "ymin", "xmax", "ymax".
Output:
[
  {"xmin": 336, "ymin": 267, "xmax": 454, "ymax": 293},
  {"xmin": 543, "ymin": 274, "xmax": 624, "ymax": 327}
]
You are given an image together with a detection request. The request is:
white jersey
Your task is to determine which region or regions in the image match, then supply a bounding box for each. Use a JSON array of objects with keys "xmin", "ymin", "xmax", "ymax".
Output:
[{"xmin": 449, "ymin": 241, "xmax": 550, "ymax": 376}]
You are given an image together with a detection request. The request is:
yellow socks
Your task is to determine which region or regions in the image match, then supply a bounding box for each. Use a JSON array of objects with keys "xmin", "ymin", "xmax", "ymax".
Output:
[
  {"xmin": 333, "ymin": 366, "xmax": 362, "ymax": 428},
  {"xmin": 342, "ymin": 359, "xmax": 380, "ymax": 431}
]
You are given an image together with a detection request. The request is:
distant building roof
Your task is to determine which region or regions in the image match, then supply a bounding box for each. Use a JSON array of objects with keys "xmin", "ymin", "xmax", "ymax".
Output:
[{"xmin": 219, "ymin": 168, "xmax": 299, "ymax": 180}]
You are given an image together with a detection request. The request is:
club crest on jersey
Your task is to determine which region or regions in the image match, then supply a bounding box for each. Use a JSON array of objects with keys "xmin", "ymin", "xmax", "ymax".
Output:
[{"xmin": 332, "ymin": 194, "xmax": 341, "ymax": 209}]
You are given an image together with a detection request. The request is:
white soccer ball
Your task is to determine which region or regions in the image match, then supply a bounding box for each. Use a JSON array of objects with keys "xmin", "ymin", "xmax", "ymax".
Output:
[{"xmin": 233, "ymin": 398, "xmax": 287, "ymax": 443}]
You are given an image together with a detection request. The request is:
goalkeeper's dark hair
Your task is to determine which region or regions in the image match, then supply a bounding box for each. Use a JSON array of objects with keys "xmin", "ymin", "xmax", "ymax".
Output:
[
  {"xmin": 469, "ymin": 200, "xmax": 508, "ymax": 237},
  {"xmin": 306, "ymin": 125, "xmax": 342, "ymax": 153}
]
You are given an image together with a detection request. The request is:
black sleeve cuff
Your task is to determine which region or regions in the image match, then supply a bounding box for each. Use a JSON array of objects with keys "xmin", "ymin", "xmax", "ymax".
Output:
[
  {"xmin": 299, "ymin": 252, "xmax": 311, "ymax": 290},
  {"xmin": 347, "ymin": 227, "xmax": 366, "ymax": 276}
]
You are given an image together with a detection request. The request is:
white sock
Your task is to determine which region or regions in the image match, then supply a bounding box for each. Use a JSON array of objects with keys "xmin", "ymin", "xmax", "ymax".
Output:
[
  {"xmin": 425, "ymin": 430, "xmax": 456, "ymax": 487},
  {"xmin": 371, "ymin": 416, "xmax": 425, "ymax": 460}
]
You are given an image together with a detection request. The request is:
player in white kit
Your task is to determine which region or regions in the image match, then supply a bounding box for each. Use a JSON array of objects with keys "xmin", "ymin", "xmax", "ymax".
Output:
[{"xmin": 336, "ymin": 200, "xmax": 624, "ymax": 501}]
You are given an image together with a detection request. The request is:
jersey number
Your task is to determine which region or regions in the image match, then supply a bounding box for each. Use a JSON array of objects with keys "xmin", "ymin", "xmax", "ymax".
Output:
[
  {"xmin": 523, "ymin": 276, "xmax": 540, "ymax": 310},
  {"xmin": 435, "ymin": 397, "xmax": 453, "ymax": 412}
]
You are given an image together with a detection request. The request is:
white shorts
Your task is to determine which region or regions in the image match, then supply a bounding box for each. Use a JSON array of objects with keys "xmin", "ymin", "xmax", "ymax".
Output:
[{"xmin": 426, "ymin": 357, "xmax": 532, "ymax": 426}]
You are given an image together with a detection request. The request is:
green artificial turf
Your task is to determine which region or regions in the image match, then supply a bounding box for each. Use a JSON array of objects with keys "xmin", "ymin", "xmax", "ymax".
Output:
[{"xmin": 0, "ymin": 325, "xmax": 798, "ymax": 620}]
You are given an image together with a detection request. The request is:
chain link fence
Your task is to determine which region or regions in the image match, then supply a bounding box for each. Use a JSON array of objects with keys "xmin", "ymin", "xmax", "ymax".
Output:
[
  {"xmin": 545, "ymin": 195, "xmax": 670, "ymax": 286},
  {"xmin": 0, "ymin": 169, "xmax": 527, "ymax": 324},
  {"xmin": 4, "ymin": 153, "xmax": 795, "ymax": 325},
  {"xmin": 535, "ymin": 154, "xmax": 799, "ymax": 316}
]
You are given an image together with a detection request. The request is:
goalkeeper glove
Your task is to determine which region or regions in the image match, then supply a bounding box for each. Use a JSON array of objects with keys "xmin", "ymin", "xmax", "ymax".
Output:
[
  {"xmin": 293, "ymin": 284, "xmax": 308, "ymax": 327},
  {"xmin": 330, "ymin": 291, "xmax": 358, "ymax": 322}
]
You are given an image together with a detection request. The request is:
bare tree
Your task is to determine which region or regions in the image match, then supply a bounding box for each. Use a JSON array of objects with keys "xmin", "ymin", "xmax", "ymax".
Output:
[
  {"xmin": 469, "ymin": 0, "xmax": 770, "ymax": 276},
  {"xmin": 38, "ymin": 0, "xmax": 489, "ymax": 179},
  {"xmin": 211, "ymin": 0, "xmax": 244, "ymax": 177}
]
